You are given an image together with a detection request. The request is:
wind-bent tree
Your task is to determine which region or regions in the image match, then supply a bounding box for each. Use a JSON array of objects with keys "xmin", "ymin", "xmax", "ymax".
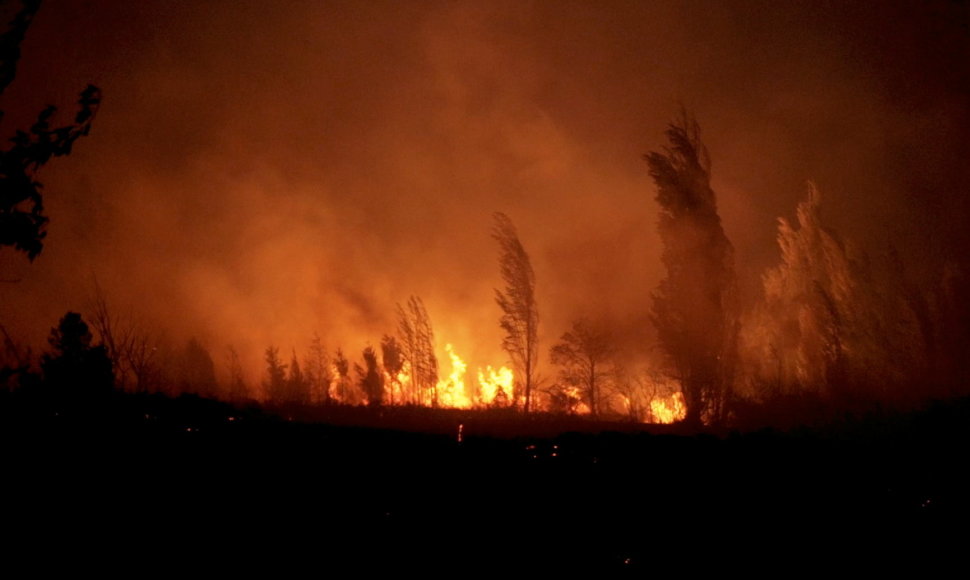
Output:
[
  {"xmin": 0, "ymin": 1, "xmax": 101, "ymax": 261},
  {"xmin": 550, "ymin": 318, "xmax": 615, "ymax": 416},
  {"xmin": 645, "ymin": 113, "xmax": 736, "ymax": 427},
  {"xmin": 744, "ymin": 184, "xmax": 853, "ymax": 396},
  {"xmin": 492, "ymin": 212, "xmax": 538, "ymax": 412},
  {"xmin": 397, "ymin": 296, "xmax": 438, "ymax": 406},
  {"xmin": 741, "ymin": 184, "xmax": 928, "ymax": 405}
]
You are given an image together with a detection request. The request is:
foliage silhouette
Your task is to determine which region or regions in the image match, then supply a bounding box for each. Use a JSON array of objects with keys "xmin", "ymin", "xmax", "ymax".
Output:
[
  {"xmin": 550, "ymin": 318, "xmax": 615, "ymax": 417},
  {"xmin": 40, "ymin": 311, "xmax": 113, "ymax": 404},
  {"xmin": 380, "ymin": 334, "xmax": 403, "ymax": 405},
  {"xmin": 264, "ymin": 346, "xmax": 287, "ymax": 402},
  {"xmin": 177, "ymin": 338, "xmax": 217, "ymax": 399},
  {"xmin": 287, "ymin": 349, "xmax": 310, "ymax": 405},
  {"xmin": 0, "ymin": 0, "xmax": 101, "ymax": 260},
  {"xmin": 355, "ymin": 345, "xmax": 384, "ymax": 406},
  {"xmin": 644, "ymin": 112, "xmax": 736, "ymax": 426}
]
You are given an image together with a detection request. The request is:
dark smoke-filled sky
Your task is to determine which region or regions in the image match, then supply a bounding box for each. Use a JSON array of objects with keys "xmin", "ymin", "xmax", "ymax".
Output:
[{"xmin": 2, "ymin": 0, "xmax": 967, "ymax": 381}]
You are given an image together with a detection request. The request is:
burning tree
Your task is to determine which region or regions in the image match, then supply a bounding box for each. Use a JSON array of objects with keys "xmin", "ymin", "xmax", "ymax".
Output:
[
  {"xmin": 550, "ymin": 318, "xmax": 615, "ymax": 416},
  {"xmin": 380, "ymin": 334, "xmax": 404, "ymax": 404},
  {"xmin": 397, "ymin": 295, "xmax": 438, "ymax": 406},
  {"xmin": 743, "ymin": 185, "xmax": 855, "ymax": 396},
  {"xmin": 355, "ymin": 346, "xmax": 384, "ymax": 406},
  {"xmin": 644, "ymin": 113, "xmax": 736, "ymax": 427},
  {"xmin": 740, "ymin": 184, "xmax": 931, "ymax": 406},
  {"xmin": 332, "ymin": 347, "xmax": 357, "ymax": 404},
  {"xmin": 492, "ymin": 212, "xmax": 538, "ymax": 412}
]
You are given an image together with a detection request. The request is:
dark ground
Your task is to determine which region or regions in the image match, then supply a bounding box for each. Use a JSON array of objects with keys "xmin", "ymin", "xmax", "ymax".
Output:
[{"xmin": 2, "ymin": 391, "xmax": 967, "ymax": 573}]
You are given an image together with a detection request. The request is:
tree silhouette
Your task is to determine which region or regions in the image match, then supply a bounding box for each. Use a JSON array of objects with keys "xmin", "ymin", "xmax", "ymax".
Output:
[
  {"xmin": 0, "ymin": 0, "xmax": 101, "ymax": 260},
  {"xmin": 332, "ymin": 347, "xmax": 359, "ymax": 404},
  {"xmin": 355, "ymin": 346, "xmax": 384, "ymax": 406},
  {"xmin": 177, "ymin": 338, "xmax": 217, "ymax": 398},
  {"xmin": 550, "ymin": 318, "xmax": 615, "ymax": 416},
  {"xmin": 492, "ymin": 212, "xmax": 538, "ymax": 412},
  {"xmin": 40, "ymin": 311, "xmax": 113, "ymax": 404},
  {"xmin": 0, "ymin": 321, "xmax": 30, "ymax": 390},
  {"xmin": 644, "ymin": 112, "xmax": 736, "ymax": 427},
  {"xmin": 380, "ymin": 334, "xmax": 403, "ymax": 405},
  {"xmin": 741, "ymin": 184, "xmax": 929, "ymax": 405},
  {"xmin": 287, "ymin": 350, "xmax": 309, "ymax": 405},
  {"xmin": 264, "ymin": 346, "xmax": 287, "ymax": 402},
  {"xmin": 88, "ymin": 282, "xmax": 163, "ymax": 393}
]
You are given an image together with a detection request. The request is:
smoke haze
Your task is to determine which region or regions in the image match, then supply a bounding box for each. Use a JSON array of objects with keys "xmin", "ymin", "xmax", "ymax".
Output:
[{"xmin": 2, "ymin": 0, "xmax": 967, "ymax": 383}]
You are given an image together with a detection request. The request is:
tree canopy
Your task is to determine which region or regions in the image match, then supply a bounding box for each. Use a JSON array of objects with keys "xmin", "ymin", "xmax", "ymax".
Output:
[{"xmin": 550, "ymin": 318, "xmax": 615, "ymax": 416}]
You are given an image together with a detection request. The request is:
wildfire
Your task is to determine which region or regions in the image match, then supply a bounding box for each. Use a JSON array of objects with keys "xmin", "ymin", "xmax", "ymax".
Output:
[
  {"xmin": 650, "ymin": 391, "xmax": 686, "ymax": 424},
  {"xmin": 333, "ymin": 340, "xmax": 683, "ymax": 422},
  {"xmin": 477, "ymin": 365, "xmax": 514, "ymax": 406},
  {"xmin": 437, "ymin": 343, "xmax": 473, "ymax": 408},
  {"xmin": 378, "ymin": 343, "xmax": 515, "ymax": 409}
]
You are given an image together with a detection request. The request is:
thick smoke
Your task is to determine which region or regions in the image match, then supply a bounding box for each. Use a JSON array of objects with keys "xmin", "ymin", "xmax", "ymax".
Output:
[{"xmin": 1, "ymin": 0, "xmax": 967, "ymax": 390}]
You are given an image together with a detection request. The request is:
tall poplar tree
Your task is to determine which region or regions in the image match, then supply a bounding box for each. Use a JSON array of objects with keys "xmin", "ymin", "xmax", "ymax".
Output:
[
  {"xmin": 644, "ymin": 113, "xmax": 735, "ymax": 426},
  {"xmin": 492, "ymin": 212, "xmax": 538, "ymax": 412}
]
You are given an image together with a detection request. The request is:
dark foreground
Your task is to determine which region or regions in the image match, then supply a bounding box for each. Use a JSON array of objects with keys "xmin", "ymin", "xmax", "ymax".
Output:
[{"xmin": 3, "ymin": 392, "xmax": 968, "ymax": 573}]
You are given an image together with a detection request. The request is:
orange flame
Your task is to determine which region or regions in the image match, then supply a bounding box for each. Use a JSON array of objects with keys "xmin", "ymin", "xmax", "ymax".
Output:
[
  {"xmin": 477, "ymin": 365, "xmax": 514, "ymax": 406},
  {"xmin": 649, "ymin": 391, "xmax": 686, "ymax": 424},
  {"xmin": 437, "ymin": 343, "xmax": 474, "ymax": 408}
]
